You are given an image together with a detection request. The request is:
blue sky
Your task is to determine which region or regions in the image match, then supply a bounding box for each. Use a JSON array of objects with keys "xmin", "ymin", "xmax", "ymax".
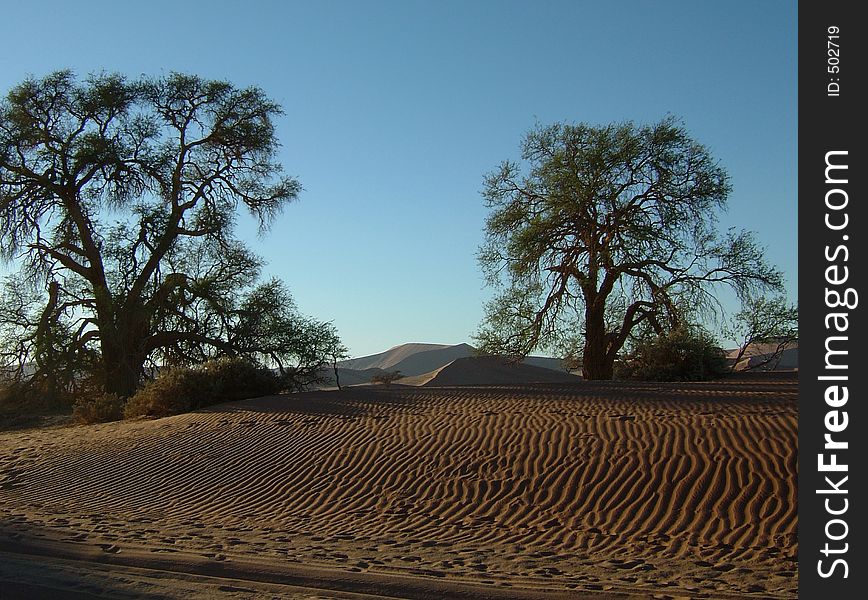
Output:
[{"xmin": 1, "ymin": 1, "xmax": 796, "ymax": 358}]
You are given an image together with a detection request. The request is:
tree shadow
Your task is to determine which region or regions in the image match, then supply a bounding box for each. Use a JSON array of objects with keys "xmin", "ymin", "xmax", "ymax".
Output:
[
  {"xmin": 202, "ymin": 374, "xmax": 797, "ymax": 422},
  {"xmin": 197, "ymin": 385, "xmax": 427, "ymax": 419},
  {"xmin": 0, "ymin": 519, "xmax": 137, "ymax": 599}
]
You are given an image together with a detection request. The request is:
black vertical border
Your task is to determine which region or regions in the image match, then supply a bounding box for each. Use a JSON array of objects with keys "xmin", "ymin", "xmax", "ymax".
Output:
[{"xmin": 798, "ymin": 1, "xmax": 865, "ymax": 597}]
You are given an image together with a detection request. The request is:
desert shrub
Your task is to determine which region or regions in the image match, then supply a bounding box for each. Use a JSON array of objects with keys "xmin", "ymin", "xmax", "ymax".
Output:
[
  {"xmin": 124, "ymin": 357, "xmax": 280, "ymax": 418},
  {"xmin": 0, "ymin": 382, "xmax": 49, "ymax": 430},
  {"xmin": 0, "ymin": 380, "xmax": 27, "ymax": 412},
  {"xmin": 371, "ymin": 371, "xmax": 402, "ymax": 387},
  {"xmin": 616, "ymin": 325, "xmax": 726, "ymax": 381},
  {"xmin": 73, "ymin": 393, "xmax": 125, "ymax": 424},
  {"xmin": 0, "ymin": 375, "xmax": 74, "ymax": 411},
  {"xmin": 202, "ymin": 357, "xmax": 281, "ymax": 402},
  {"xmin": 123, "ymin": 367, "xmax": 209, "ymax": 418},
  {"xmin": 1, "ymin": 376, "xmax": 105, "ymax": 430}
]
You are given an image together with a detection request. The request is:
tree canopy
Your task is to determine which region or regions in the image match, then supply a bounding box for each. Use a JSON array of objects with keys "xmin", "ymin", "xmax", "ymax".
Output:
[
  {"xmin": 476, "ymin": 117, "xmax": 784, "ymax": 379},
  {"xmin": 0, "ymin": 71, "xmax": 341, "ymax": 398}
]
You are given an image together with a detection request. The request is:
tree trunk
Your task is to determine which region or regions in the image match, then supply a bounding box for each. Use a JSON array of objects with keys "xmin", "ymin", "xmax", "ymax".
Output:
[
  {"xmin": 98, "ymin": 317, "xmax": 147, "ymax": 398},
  {"xmin": 103, "ymin": 356, "xmax": 141, "ymax": 398},
  {"xmin": 582, "ymin": 301, "xmax": 615, "ymax": 380},
  {"xmin": 333, "ymin": 361, "xmax": 342, "ymax": 390},
  {"xmin": 582, "ymin": 352, "xmax": 614, "ymax": 380}
]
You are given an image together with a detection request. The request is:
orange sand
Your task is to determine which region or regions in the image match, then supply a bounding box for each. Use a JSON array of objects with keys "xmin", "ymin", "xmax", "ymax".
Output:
[{"xmin": 0, "ymin": 376, "xmax": 797, "ymax": 598}]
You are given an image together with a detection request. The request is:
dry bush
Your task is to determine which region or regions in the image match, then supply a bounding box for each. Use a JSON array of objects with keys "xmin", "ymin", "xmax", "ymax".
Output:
[
  {"xmin": 1, "ymin": 377, "xmax": 80, "ymax": 430},
  {"xmin": 72, "ymin": 393, "xmax": 125, "ymax": 424},
  {"xmin": 616, "ymin": 325, "xmax": 726, "ymax": 382},
  {"xmin": 124, "ymin": 357, "xmax": 280, "ymax": 419},
  {"xmin": 202, "ymin": 357, "xmax": 281, "ymax": 403},
  {"xmin": 371, "ymin": 371, "xmax": 402, "ymax": 387},
  {"xmin": 0, "ymin": 376, "xmax": 73, "ymax": 412}
]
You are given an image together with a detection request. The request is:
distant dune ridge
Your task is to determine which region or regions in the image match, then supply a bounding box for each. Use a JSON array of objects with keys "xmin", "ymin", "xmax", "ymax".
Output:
[
  {"xmin": 0, "ymin": 375, "xmax": 797, "ymax": 598},
  {"xmin": 338, "ymin": 343, "xmax": 466, "ymax": 373},
  {"xmin": 400, "ymin": 355, "xmax": 582, "ymax": 386},
  {"xmin": 329, "ymin": 340, "xmax": 797, "ymax": 390},
  {"xmin": 327, "ymin": 342, "xmax": 568, "ymax": 388}
]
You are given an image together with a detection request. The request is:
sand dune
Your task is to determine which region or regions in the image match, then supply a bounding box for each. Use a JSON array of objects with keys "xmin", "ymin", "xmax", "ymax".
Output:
[
  {"xmin": 398, "ymin": 356, "xmax": 581, "ymax": 386},
  {"xmin": 386, "ymin": 343, "xmax": 477, "ymax": 377},
  {"xmin": 336, "ymin": 342, "xmax": 567, "ymax": 380},
  {"xmin": 0, "ymin": 376, "xmax": 797, "ymax": 598},
  {"xmin": 727, "ymin": 343, "xmax": 799, "ymax": 371},
  {"xmin": 337, "ymin": 343, "xmax": 456, "ymax": 373}
]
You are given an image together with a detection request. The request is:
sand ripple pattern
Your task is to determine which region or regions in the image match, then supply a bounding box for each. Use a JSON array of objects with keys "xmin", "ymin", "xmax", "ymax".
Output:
[{"xmin": 0, "ymin": 377, "xmax": 797, "ymax": 598}]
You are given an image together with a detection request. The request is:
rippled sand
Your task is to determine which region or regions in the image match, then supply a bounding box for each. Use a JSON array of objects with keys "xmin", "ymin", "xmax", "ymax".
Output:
[{"xmin": 0, "ymin": 376, "xmax": 797, "ymax": 599}]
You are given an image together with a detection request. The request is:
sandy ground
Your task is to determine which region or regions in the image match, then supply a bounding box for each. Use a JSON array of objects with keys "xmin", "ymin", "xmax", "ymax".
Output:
[{"xmin": 0, "ymin": 376, "xmax": 797, "ymax": 599}]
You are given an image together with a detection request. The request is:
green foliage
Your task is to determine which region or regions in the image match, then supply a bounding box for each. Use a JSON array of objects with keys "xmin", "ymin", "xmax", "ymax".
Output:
[
  {"xmin": 476, "ymin": 117, "xmax": 783, "ymax": 379},
  {"xmin": 123, "ymin": 357, "xmax": 280, "ymax": 419},
  {"xmin": 72, "ymin": 393, "xmax": 125, "ymax": 424},
  {"xmin": 231, "ymin": 278, "xmax": 346, "ymax": 391},
  {"xmin": 0, "ymin": 71, "xmax": 334, "ymax": 399},
  {"xmin": 616, "ymin": 325, "xmax": 727, "ymax": 381}
]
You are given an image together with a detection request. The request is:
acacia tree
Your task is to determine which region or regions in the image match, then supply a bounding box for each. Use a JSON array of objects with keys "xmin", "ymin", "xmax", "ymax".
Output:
[
  {"xmin": 724, "ymin": 295, "xmax": 798, "ymax": 371},
  {"xmin": 476, "ymin": 117, "xmax": 783, "ymax": 380},
  {"xmin": 0, "ymin": 71, "xmax": 340, "ymax": 398}
]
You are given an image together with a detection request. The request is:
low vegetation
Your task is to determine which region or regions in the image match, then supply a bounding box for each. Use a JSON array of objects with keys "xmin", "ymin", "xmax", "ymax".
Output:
[
  {"xmin": 1, "ymin": 375, "xmax": 97, "ymax": 430},
  {"xmin": 616, "ymin": 325, "xmax": 727, "ymax": 381},
  {"xmin": 72, "ymin": 393, "xmax": 126, "ymax": 424},
  {"xmin": 371, "ymin": 371, "xmax": 403, "ymax": 387},
  {"xmin": 124, "ymin": 358, "xmax": 281, "ymax": 419},
  {"xmin": 2, "ymin": 357, "xmax": 284, "ymax": 426}
]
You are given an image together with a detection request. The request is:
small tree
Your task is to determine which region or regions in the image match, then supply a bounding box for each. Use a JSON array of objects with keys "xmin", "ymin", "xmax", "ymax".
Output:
[
  {"xmin": 476, "ymin": 117, "xmax": 783, "ymax": 379},
  {"xmin": 328, "ymin": 341, "xmax": 350, "ymax": 390},
  {"xmin": 371, "ymin": 371, "xmax": 402, "ymax": 387},
  {"xmin": 725, "ymin": 295, "xmax": 798, "ymax": 371}
]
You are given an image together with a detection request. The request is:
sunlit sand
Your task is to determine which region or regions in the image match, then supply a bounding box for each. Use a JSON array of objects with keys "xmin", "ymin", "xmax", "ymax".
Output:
[{"xmin": 0, "ymin": 374, "xmax": 796, "ymax": 598}]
